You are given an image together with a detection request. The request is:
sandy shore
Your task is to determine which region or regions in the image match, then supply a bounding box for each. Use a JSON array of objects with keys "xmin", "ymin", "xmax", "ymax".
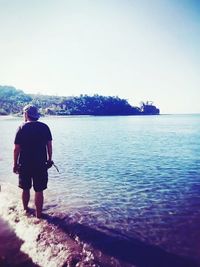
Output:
[{"xmin": 0, "ymin": 217, "xmax": 39, "ymax": 267}]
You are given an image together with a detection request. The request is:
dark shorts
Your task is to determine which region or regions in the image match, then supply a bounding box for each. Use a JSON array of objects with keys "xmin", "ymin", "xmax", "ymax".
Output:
[{"xmin": 18, "ymin": 166, "xmax": 48, "ymax": 192}]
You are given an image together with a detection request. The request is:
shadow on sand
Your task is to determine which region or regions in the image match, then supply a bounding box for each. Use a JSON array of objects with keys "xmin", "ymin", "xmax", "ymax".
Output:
[
  {"xmin": 0, "ymin": 218, "xmax": 39, "ymax": 267},
  {"xmin": 42, "ymin": 213, "xmax": 199, "ymax": 267}
]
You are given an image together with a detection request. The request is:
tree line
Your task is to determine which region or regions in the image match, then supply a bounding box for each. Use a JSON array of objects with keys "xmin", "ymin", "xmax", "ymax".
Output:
[{"xmin": 0, "ymin": 85, "xmax": 160, "ymax": 116}]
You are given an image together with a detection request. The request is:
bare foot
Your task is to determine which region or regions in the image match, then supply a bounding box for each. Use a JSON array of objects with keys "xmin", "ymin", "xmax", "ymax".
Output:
[
  {"xmin": 23, "ymin": 207, "xmax": 34, "ymax": 216},
  {"xmin": 24, "ymin": 207, "xmax": 30, "ymax": 213},
  {"xmin": 36, "ymin": 212, "xmax": 43, "ymax": 219}
]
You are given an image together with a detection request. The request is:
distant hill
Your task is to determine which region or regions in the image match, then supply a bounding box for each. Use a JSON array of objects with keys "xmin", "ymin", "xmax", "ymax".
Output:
[{"xmin": 0, "ymin": 85, "xmax": 160, "ymax": 116}]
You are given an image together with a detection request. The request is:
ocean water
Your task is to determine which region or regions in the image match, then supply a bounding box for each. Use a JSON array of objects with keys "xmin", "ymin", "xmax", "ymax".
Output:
[{"xmin": 0, "ymin": 114, "xmax": 200, "ymax": 267}]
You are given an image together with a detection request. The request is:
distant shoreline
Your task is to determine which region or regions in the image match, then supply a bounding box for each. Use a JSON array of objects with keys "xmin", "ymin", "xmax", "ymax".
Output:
[
  {"xmin": 1, "ymin": 114, "xmax": 200, "ymax": 121},
  {"xmin": 0, "ymin": 86, "xmax": 160, "ymax": 116}
]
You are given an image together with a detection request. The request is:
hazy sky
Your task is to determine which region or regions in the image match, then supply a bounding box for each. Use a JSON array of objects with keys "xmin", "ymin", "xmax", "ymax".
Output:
[{"xmin": 1, "ymin": 0, "xmax": 199, "ymax": 114}]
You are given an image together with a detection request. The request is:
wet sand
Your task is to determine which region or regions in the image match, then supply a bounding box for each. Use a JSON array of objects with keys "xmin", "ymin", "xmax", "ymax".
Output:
[{"xmin": 0, "ymin": 217, "xmax": 39, "ymax": 267}]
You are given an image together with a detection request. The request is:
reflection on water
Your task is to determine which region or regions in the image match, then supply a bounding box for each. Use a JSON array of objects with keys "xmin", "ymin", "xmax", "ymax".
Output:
[{"xmin": 0, "ymin": 114, "xmax": 200, "ymax": 265}]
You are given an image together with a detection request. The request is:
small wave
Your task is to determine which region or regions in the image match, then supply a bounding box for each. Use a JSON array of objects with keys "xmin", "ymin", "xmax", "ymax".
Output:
[
  {"xmin": 1, "ymin": 182, "xmax": 199, "ymax": 267},
  {"xmin": 0, "ymin": 183, "xmax": 97, "ymax": 267}
]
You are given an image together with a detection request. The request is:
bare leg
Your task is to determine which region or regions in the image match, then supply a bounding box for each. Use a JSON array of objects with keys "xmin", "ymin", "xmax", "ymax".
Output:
[
  {"xmin": 22, "ymin": 190, "xmax": 30, "ymax": 211},
  {"xmin": 35, "ymin": 191, "xmax": 44, "ymax": 218}
]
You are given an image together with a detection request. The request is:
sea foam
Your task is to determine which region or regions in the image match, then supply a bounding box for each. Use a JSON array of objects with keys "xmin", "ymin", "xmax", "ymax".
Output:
[{"xmin": 0, "ymin": 182, "xmax": 97, "ymax": 267}]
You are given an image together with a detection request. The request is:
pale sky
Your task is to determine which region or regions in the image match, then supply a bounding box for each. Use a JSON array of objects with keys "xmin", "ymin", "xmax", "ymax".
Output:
[{"xmin": 0, "ymin": 0, "xmax": 199, "ymax": 114}]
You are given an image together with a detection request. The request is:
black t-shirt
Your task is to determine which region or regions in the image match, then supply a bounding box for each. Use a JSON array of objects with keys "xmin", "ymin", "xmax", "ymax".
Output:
[{"xmin": 14, "ymin": 121, "xmax": 52, "ymax": 167}]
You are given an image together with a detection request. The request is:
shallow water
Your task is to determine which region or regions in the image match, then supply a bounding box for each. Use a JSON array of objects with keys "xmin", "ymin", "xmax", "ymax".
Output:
[{"xmin": 0, "ymin": 114, "xmax": 200, "ymax": 266}]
